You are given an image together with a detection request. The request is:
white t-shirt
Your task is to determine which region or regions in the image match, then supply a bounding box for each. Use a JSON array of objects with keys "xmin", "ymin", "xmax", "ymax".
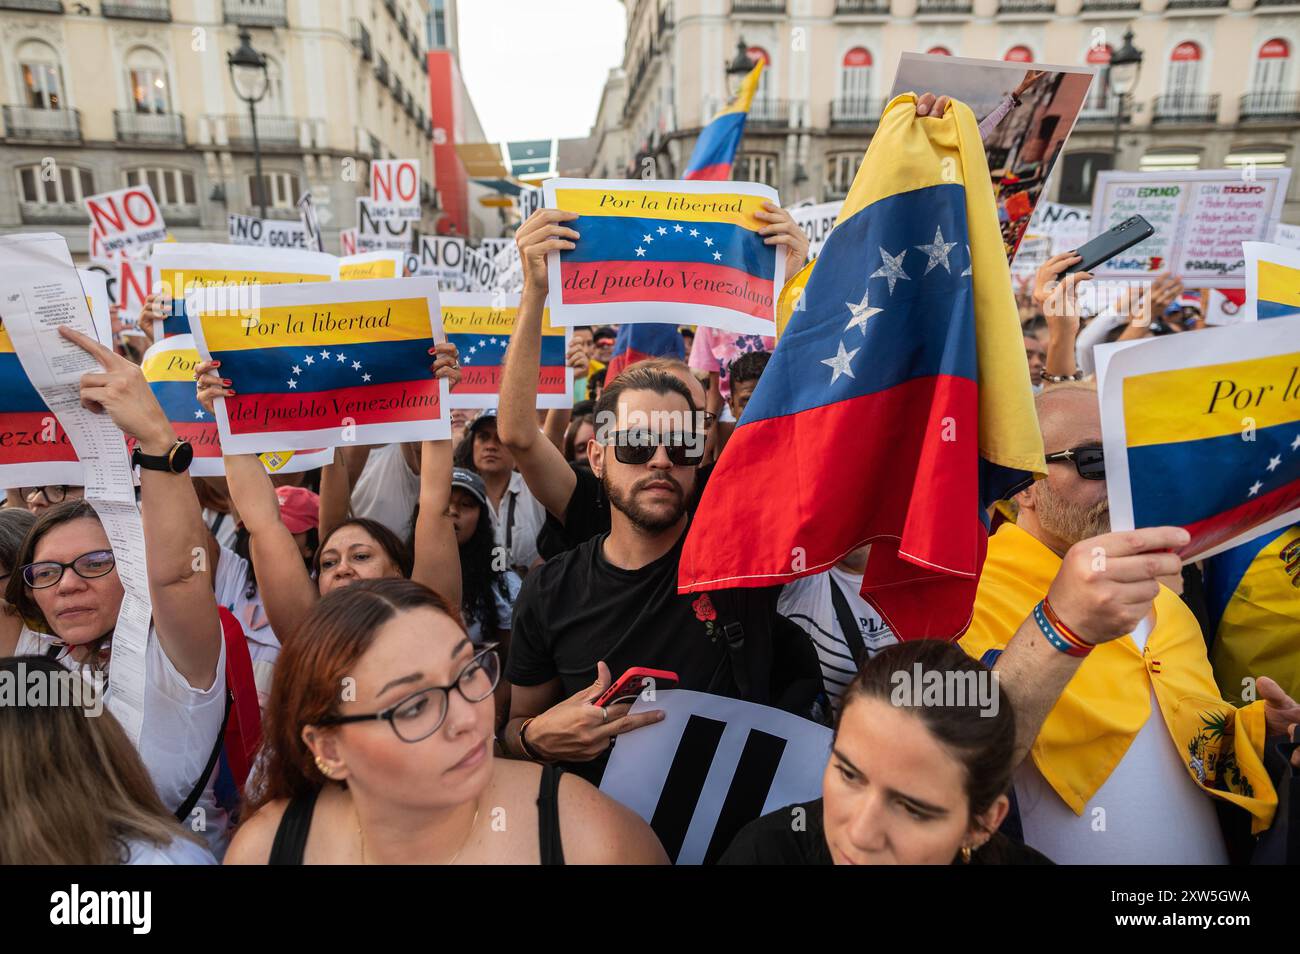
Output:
[
  {"xmin": 350, "ymin": 443, "xmax": 420, "ymax": 540},
  {"xmin": 203, "ymin": 508, "xmax": 237, "ymax": 551},
  {"xmin": 491, "ymin": 471, "xmax": 546, "ymax": 573},
  {"xmin": 464, "ymin": 570, "xmax": 522, "ymax": 644},
  {"xmin": 17, "ymin": 625, "xmax": 230, "ymax": 859},
  {"xmin": 214, "ymin": 545, "xmax": 280, "ymax": 712},
  {"xmin": 1013, "ymin": 617, "xmax": 1230, "ymax": 865},
  {"xmin": 777, "ymin": 565, "xmax": 898, "ymax": 708},
  {"xmin": 125, "ymin": 835, "xmax": 217, "ymax": 865}
]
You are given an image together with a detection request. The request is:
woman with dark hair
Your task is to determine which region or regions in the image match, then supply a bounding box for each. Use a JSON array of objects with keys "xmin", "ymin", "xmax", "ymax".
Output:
[
  {"xmin": 562, "ymin": 401, "xmax": 596, "ymax": 465},
  {"xmin": 194, "ymin": 348, "xmax": 462, "ymax": 642},
  {"xmin": 0, "ymin": 656, "xmax": 214, "ymax": 864},
  {"xmin": 0, "ymin": 507, "xmax": 36, "ymax": 656},
  {"xmin": 6, "ymin": 327, "xmax": 225, "ymax": 852},
  {"xmin": 446, "ymin": 468, "xmax": 518, "ymax": 645},
  {"xmin": 720, "ymin": 640, "xmax": 1052, "ymax": 865},
  {"xmin": 225, "ymin": 578, "xmax": 666, "ymax": 865}
]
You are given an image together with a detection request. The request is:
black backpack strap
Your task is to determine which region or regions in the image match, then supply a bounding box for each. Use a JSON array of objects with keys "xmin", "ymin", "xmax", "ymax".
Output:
[
  {"xmin": 174, "ymin": 688, "xmax": 232, "ymax": 824},
  {"xmin": 536, "ymin": 764, "xmax": 566, "ymax": 866},
  {"xmin": 706, "ymin": 590, "xmax": 752, "ymax": 700},
  {"xmin": 505, "ymin": 489, "xmax": 518, "ymax": 554},
  {"xmin": 827, "ymin": 573, "xmax": 868, "ymax": 669}
]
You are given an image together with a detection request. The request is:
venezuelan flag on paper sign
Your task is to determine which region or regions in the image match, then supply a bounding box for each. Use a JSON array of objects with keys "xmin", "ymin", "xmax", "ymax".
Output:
[
  {"xmin": 542, "ymin": 178, "xmax": 784, "ymax": 337},
  {"xmin": 188, "ymin": 277, "xmax": 448, "ymax": 453},
  {"xmin": 441, "ymin": 293, "xmax": 571, "ymax": 409},
  {"xmin": 0, "ymin": 319, "xmax": 81, "ymax": 484},
  {"xmin": 140, "ymin": 335, "xmax": 332, "ymax": 477},
  {"xmin": 151, "ymin": 244, "xmax": 338, "ymax": 337},
  {"xmin": 1100, "ymin": 314, "xmax": 1300, "ymax": 561},
  {"xmin": 1245, "ymin": 241, "xmax": 1300, "ymax": 321},
  {"xmin": 678, "ymin": 95, "xmax": 1045, "ymax": 641}
]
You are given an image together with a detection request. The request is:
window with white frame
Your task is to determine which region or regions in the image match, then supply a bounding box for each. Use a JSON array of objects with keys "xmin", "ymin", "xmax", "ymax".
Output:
[
  {"xmin": 826, "ymin": 153, "xmax": 858, "ymax": 198},
  {"xmin": 1085, "ymin": 44, "xmax": 1113, "ymax": 112},
  {"xmin": 839, "ymin": 47, "xmax": 873, "ymax": 115},
  {"xmin": 18, "ymin": 40, "xmax": 65, "ymax": 110},
  {"xmin": 1251, "ymin": 39, "xmax": 1290, "ymax": 93},
  {"xmin": 735, "ymin": 153, "xmax": 778, "ymax": 188},
  {"xmin": 126, "ymin": 168, "xmax": 196, "ymax": 206},
  {"xmin": 1166, "ymin": 42, "xmax": 1203, "ymax": 101},
  {"xmin": 247, "ymin": 171, "xmax": 301, "ymax": 208},
  {"xmin": 18, "ymin": 163, "xmax": 93, "ymax": 204},
  {"xmin": 126, "ymin": 47, "xmax": 171, "ymax": 115}
]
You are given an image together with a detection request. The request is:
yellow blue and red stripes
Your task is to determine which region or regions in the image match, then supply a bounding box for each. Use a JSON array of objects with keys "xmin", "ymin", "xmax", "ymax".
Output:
[{"xmin": 684, "ymin": 61, "xmax": 764, "ymax": 181}]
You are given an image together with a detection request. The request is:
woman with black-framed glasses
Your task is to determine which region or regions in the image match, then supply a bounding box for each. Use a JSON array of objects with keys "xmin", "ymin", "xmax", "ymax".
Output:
[
  {"xmin": 226, "ymin": 578, "xmax": 667, "ymax": 865},
  {"xmin": 22, "ymin": 483, "xmax": 84, "ymax": 515}
]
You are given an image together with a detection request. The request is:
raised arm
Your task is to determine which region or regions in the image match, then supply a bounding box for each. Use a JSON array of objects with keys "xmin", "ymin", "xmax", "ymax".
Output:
[
  {"xmin": 63, "ymin": 327, "xmax": 221, "ymax": 688},
  {"xmin": 317, "ymin": 447, "xmax": 354, "ymax": 543},
  {"xmin": 411, "ymin": 438, "xmax": 461, "ymax": 609},
  {"xmin": 497, "ymin": 210, "xmax": 580, "ymax": 521},
  {"xmin": 195, "ymin": 359, "xmax": 318, "ymax": 642}
]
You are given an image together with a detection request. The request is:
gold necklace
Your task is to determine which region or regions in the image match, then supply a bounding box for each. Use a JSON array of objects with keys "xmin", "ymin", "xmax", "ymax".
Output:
[{"xmin": 355, "ymin": 800, "xmax": 481, "ymax": 865}]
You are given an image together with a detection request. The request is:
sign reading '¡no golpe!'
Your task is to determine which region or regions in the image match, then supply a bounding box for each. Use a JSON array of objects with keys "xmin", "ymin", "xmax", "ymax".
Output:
[{"xmin": 542, "ymin": 178, "xmax": 785, "ymax": 336}]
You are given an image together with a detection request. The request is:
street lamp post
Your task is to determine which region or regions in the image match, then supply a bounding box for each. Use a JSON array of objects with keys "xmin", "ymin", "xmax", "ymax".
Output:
[
  {"xmin": 227, "ymin": 28, "xmax": 271, "ymax": 218},
  {"xmin": 1108, "ymin": 28, "xmax": 1144, "ymax": 169},
  {"xmin": 726, "ymin": 39, "xmax": 756, "ymax": 102}
]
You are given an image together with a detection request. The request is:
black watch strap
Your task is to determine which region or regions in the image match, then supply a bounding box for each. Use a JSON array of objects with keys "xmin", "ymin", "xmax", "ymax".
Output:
[{"xmin": 133, "ymin": 439, "xmax": 192, "ymax": 474}]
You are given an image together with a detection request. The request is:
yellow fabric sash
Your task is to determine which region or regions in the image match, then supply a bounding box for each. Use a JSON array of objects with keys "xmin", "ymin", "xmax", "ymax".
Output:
[{"xmin": 960, "ymin": 524, "xmax": 1277, "ymax": 832}]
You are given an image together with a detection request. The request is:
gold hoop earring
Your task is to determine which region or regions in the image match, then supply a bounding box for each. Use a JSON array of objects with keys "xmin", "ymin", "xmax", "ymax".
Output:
[
  {"xmin": 315, "ymin": 756, "xmax": 332, "ymax": 777},
  {"xmin": 960, "ymin": 844, "xmax": 973, "ymax": 864}
]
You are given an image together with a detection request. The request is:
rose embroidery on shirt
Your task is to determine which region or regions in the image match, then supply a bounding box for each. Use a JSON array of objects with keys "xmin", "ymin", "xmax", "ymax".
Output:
[{"xmin": 692, "ymin": 593, "xmax": 718, "ymax": 639}]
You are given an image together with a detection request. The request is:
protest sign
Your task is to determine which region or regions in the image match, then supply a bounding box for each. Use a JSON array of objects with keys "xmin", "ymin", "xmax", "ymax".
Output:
[
  {"xmin": 1273, "ymin": 222, "xmax": 1300, "ymax": 251},
  {"xmin": 600, "ymin": 690, "xmax": 831, "ymax": 865},
  {"xmin": 1245, "ymin": 241, "xmax": 1300, "ymax": 322},
  {"xmin": 340, "ymin": 228, "xmax": 358, "ymax": 257},
  {"xmin": 1027, "ymin": 201, "xmax": 1092, "ymax": 254},
  {"xmin": 789, "ymin": 200, "xmax": 842, "ymax": 261},
  {"xmin": 117, "ymin": 257, "xmax": 154, "ymax": 318},
  {"xmin": 369, "ymin": 159, "xmax": 421, "ymax": 221},
  {"xmin": 1010, "ymin": 234, "xmax": 1052, "ymax": 285},
  {"xmin": 1098, "ymin": 315, "xmax": 1300, "ymax": 561},
  {"xmin": 357, "ymin": 197, "xmax": 414, "ymax": 252},
  {"xmin": 189, "ymin": 277, "xmax": 449, "ymax": 452},
  {"xmin": 339, "ymin": 251, "xmax": 405, "ymax": 280},
  {"xmin": 150, "ymin": 243, "xmax": 338, "ymax": 337},
  {"xmin": 519, "ymin": 186, "xmax": 543, "ymax": 221},
  {"xmin": 543, "ymin": 177, "xmax": 784, "ymax": 335},
  {"xmin": 228, "ymin": 213, "xmax": 311, "ymax": 250},
  {"xmin": 140, "ymin": 334, "xmax": 331, "ymax": 478},
  {"xmin": 1204, "ymin": 289, "xmax": 1248, "ymax": 326},
  {"xmin": 890, "ymin": 53, "xmax": 1095, "ymax": 261},
  {"xmin": 462, "ymin": 244, "xmax": 500, "ymax": 291},
  {"xmin": 441, "ymin": 293, "xmax": 571, "ymax": 409},
  {"xmin": 84, "ymin": 184, "xmax": 168, "ymax": 255},
  {"xmin": 297, "ymin": 191, "xmax": 325, "ymax": 252},
  {"xmin": 1089, "ymin": 170, "xmax": 1290, "ymax": 287},
  {"xmin": 408, "ymin": 235, "xmax": 465, "ymax": 281}
]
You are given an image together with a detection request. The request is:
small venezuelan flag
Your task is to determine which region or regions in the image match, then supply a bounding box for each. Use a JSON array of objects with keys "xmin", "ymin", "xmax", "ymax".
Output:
[
  {"xmin": 441, "ymin": 293, "xmax": 571, "ymax": 409},
  {"xmin": 684, "ymin": 61, "xmax": 765, "ymax": 182}
]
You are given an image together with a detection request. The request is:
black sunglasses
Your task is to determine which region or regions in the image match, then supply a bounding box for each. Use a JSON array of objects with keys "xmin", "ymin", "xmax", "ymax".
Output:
[
  {"xmin": 315, "ymin": 644, "xmax": 500, "ymax": 743},
  {"xmin": 22, "ymin": 549, "xmax": 117, "ymax": 589},
  {"xmin": 608, "ymin": 430, "xmax": 703, "ymax": 466},
  {"xmin": 1044, "ymin": 445, "xmax": 1105, "ymax": 480}
]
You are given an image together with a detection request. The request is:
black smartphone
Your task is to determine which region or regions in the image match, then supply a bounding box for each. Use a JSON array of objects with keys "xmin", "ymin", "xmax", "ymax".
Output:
[{"xmin": 1063, "ymin": 215, "xmax": 1156, "ymax": 274}]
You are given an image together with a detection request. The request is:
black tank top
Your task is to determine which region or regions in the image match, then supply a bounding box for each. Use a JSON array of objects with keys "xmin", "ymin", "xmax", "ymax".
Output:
[{"xmin": 268, "ymin": 763, "xmax": 567, "ymax": 865}]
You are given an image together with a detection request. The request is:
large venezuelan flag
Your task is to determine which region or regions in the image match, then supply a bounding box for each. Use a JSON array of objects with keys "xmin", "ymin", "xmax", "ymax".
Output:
[
  {"xmin": 1120, "ymin": 344, "xmax": 1300, "ymax": 559},
  {"xmin": 0, "ymin": 319, "xmax": 80, "ymax": 484},
  {"xmin": 678, "ymin": 95, "xmax": 1045, "ymax": 640},
  {"xmin": 684, "ymin": 61, "xmax": 765, "ymax": 181},
  {"xmin": 189, "ymin": 278, "xmax": 447, "ymax": 452},
  {"xmin": 442, "ymin": 293, "xmax": 570, "ymax": 409}
]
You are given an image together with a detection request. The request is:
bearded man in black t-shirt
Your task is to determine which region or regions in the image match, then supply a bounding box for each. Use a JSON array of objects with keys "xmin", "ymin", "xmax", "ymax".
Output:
[{"xmin": 500, "ymin": 364, "xmax": 820, "ymax": 784}]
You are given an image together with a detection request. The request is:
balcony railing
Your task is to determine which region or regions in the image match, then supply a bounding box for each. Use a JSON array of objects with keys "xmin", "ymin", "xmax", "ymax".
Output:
[
  {"xmin": 1076, "ymin": 94, "xmax": 1121, "ymax": 123},
  {"xmin": 115, "ymin": 110, "xmax": 185, "ymax": 144},
  {"xmin": 748, "ymin": 99, "xmax": 790, "ymax": 127},
  {"xmin": 830, "ymin": 97, "xmax": 882, "ymax": 127},
  {"xmin": 835, "ymin": 0, "xmax": 889, "ymax": 12},
  {"xmin": 1239, "ymin": 91, "xmax": 1300, "ymax": 120},
  {"xmin": 158, "ymin": 204, "xmax": 201, "ymax": 227},
  {"xmin": 1152, "ymin": 93, "xmax": 1220, "ymax": 123},
  {"xmin": 352, "ymin": 21, "xmax": 373, "ymax": 62},
  {"xmin": 2, "ymin": 105, "xmax": 81, "ymax": 142},
  {"xmin": 223, "ymin": 0, "xmax": 287, "ymax": 27},
  {"xmin": 731, "ymin": 0, "xmax": 785, "ymax": 11},
  {"xmin": 0, "ymin": 0, "xmax": 64, "ymax": 11},
  {"xmin": 1165, "ymin": 0, "xmax": 1227, "ymax": 7},
  {"xmin": 19, "ymin": 202, "xmax": 85, "ymax": 225},
  {"xmin": 917, "ymin": 0, "xmax": 973, "ymax": 12},
  {"xmin": 999, "ymin": 0, "xmax": 1055, "ymax": 11},
  {"xmin": 1080, "ymin": 0, "xmax": 1139, "ymax": 9},
  {"xmin": 1256, "ymin": 0, "xmax": 1300, "ymax": 6},
  {"xmin": 224, "ymin": 113, "xmax": 301, "ymax": 147},
  {"xmin": 102, "ymin": 0, "xmax": 171, "ymax": 19}
]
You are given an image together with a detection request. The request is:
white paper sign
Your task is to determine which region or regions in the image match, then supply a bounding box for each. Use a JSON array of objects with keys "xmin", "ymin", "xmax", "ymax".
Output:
[
  {"xmin": 789, "ymin": 200, "xmax": 842, "ymax": 261},
  {"xmin": 369, "ymin": 159, "xmax": 421, "ymax": 221},
  {"xmin": 297, "ymin": 191, "xmax": 325, "ymax": 253},
  {"xmin": 408, "ymin": 235, "xmax": 466, "ymax": 280},
  {"xmin": 1271, "ymin": 222, "xmax": 1300, "ymax": 251},
  {"xmin": 84, "ymin": 185, "xmax": 168, "ymax": 255},
  {"xmin": 1028, "ymin": 201, "xmax": 1092, "ymax": 254},
  {"xmin": 462, "ymin": 245, "xmax": 499, "ymax": 291},
  {"xmin": 599, "ymin": 690, "xmax": 832, "ymax": 865},
  {"xmin": 1090, "ymin": 170, "xmax": 1291, "ymax": 288},
  {"xmin": 228, "ymin": 213, "xmax": 311, "ymax": 249},
  {"xmin": 357, "ymin": 197, "xmax": 414, "ymax": 252}
]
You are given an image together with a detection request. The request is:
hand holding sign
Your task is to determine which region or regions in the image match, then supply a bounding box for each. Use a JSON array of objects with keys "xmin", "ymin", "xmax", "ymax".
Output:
[
  {"xmin": 517, "ymin": 209, "xmax": 579, "ymax": 296},
  {"xmin": 60, "ymin": 326, "xmax": 175, "ymax": 455},
  {"xmin": 755, "ymin": 201, "xmax": 810, "ymax": 274}
]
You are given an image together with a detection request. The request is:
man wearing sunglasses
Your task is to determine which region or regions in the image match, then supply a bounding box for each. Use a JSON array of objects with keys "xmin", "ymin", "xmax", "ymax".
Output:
[
  {"xmin": 501, "ymin": 365, "xmax": 820, "ymax": 785},
  {"xmin": 959, "ymin": 384, "xmax": 1299, "ymax": 865}
]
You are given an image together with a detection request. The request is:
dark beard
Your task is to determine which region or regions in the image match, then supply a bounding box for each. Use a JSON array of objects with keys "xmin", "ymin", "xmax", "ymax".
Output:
[{"xmin": 601, "ymin": 469, "xmax": 688, "ymax": 534}]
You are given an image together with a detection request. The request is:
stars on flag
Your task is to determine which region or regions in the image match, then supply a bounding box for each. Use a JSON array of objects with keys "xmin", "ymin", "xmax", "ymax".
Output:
[
  {"xmin": 291, "ymin": 346, "xmax": 368, "ymax": 388},
  {"xmin": 363, "ymin": 373, "xmax": 372, "ymax": 382},
  {"xmin": 713, "ymin": 251, "xmax": 722, "ymax": 261},
  {"xmin": 844, "ymin": 287, "xmax": 882, "ymax": 335},
  {"xmin": 1249, "ymin": 480, "xmax": 1263, "ymax": 496},
  {"xmin": 689, "ymin": 228, "xmax": 699, "ymax": 237},
  {"xmin": 303, "ymin": 354, "xmax": 315, "ymax": 366},
  {"xmin": 643, "ymin": 234, "xmax": 653, "ymax": 243},
  {"xmin": 915, "ymin": 226, "xmax": 957, "ymax": 275},
  {"xmin": 1241, "ymin": 430, "xmax": 1299, "ymax": 501},
  {"xmin": 636, "ymin": 247, "xmax": 646, "ymax": 257},
  {"xmin": 1293, "ymin": 434, "xmax": 1300, "ymax": 451},
  {"xmin": 320, "ymin": 350, "xmax": 330, "ymax": 360},
  {"xmin": 336, "ymin": 352, "xmax": 347, "ymax": 363},
  {"xmin": 871, "ymin": 247, "xmax": 910, "ymax": 294},
  {"xmin": 1268, "ymin": 455, "xmax": 1282, "ymax": 472},
  {"xmin": 674, "ymin": 224, "xmax": 683, "ymax": 233},
  {"xmin": 961, "ymin": 244, "xmax": 973, "ymax": 277},
  {"xmin": 821, "ymin": 341, "xmax": 860, "ymax": 385},
  {"xmin": 194, "ymin": 409, "xmax": 206, "ymax": 420}
]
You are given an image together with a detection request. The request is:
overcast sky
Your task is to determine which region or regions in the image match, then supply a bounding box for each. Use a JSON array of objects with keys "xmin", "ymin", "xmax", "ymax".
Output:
[{"xmin": 457, "ymin": 0, "xmax": 627, "ymax": 143}]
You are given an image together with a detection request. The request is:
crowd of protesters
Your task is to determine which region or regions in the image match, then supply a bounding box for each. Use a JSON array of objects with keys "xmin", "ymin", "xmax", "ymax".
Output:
[{"xmin": 2, "ymin": 97, "xmax": 1298, "ymax": 868}]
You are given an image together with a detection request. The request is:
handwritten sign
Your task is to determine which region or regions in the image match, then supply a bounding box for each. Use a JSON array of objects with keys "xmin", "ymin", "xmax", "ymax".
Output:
[
  {"xmin": 441, "ymin": 292, "xmax": 571, "ymax": 409},
  {"xmin": 188, "ymin": 277, "xmax": 449, "ymax": 452},
  {"xmin": 357, "ymin": 197, "xmax": 414, "ymax": 252},
  {"xmin": 339, "ymin": 251, "xmax": 405, "ymax": 280},
  {"xmin": 1090, "ymin": 170, "xmax": 1291, "ymax": 288},
  {"xmin": 84, "ymin": 185, "xmax": 168, "ymax": 255},
  {"xmin": 369, "ymin": 159, "xmax": 421, "ymax": 221}
]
